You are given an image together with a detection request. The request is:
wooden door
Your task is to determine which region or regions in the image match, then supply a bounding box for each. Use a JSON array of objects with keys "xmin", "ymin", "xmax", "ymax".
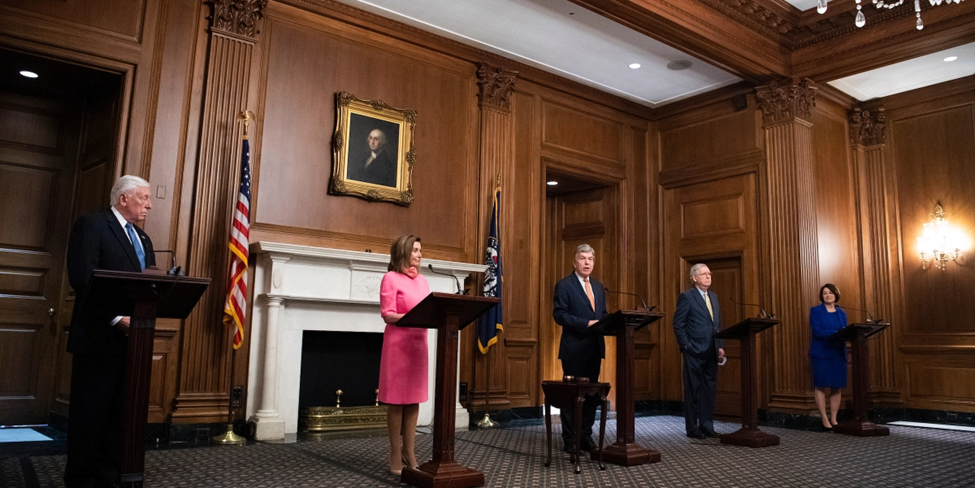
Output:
[
  {"xmin": 0, "ymin": 88, "xmax": 81, "ymax": 424},
  {"xmin": 542, "ymin": 185, "xmax": 620, "ymax": 407},
  {"xmin": 708, "ymin": 258, "xmax": 743, "ymax": 418}
]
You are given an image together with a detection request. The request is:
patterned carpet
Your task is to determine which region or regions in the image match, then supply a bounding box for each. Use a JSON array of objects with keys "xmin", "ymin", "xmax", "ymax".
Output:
[{"xmin": 2, "ymin": 415, "xmax": 974, "ymax": 487}]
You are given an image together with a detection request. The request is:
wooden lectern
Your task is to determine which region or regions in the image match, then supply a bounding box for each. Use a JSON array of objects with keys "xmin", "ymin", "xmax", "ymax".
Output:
[
  {"xmin": 714, "ymin": 317, "xmax": 780, "ymax": 448},
  {"xmin": 829, "ymin": 322, "xmax": 890, "ymax": 437},
  {"xmin": 78, "ymin": 269, "xmax": 209, "ymax": 488},
  {"xmin": 588, "ymin": 309, "xmax": 664, "ymax": 466},
  {"xmin": 397, "ymin": 292, "xmax": 499, "ymax": 488}
]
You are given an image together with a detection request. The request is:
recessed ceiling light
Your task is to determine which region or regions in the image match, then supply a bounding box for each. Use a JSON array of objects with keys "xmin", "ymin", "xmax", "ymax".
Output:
[
  {"xmin": 19, "ymin": 70, "xmax": 38, "ymax": 79},
  {"xmin": 667, "ymin": 60, "xmax": 692, "ymax": 71},
  {"xmin": 629, "ymin": 63, "xmax": 641, "ymax": 69},
  {"xmin": 944, "ymin": 56, "xmax": 958, "ymax": 62},
  {"xmin": 546, "ymin": 181, "xmax": 558, "ymax": 186}
]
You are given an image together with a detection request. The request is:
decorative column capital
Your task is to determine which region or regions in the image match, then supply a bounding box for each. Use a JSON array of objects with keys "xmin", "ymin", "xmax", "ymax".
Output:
[
  {"xmin": 476, "ymin": 62, "xmax": 518, "ymax": 112},
  {"xmin": 755, "ymin": 78, "xmax": 817, "ymax": 126},
  {"xmin": 210, "ymin": 0, "xmax": 268, "ymax": 39},
  {"xmin": 849, "ymin": 107, "xmax": 887, "ymax": 146}
]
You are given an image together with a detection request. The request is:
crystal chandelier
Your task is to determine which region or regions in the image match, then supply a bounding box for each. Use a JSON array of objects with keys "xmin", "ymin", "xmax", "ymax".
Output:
[{"xmin": 816, "ymin": 0, "xmax": 965, "ymax": 30}]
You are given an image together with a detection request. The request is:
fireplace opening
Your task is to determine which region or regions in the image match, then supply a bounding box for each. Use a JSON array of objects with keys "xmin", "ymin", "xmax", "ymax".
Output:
[{"xmin": 298, "ymin": 331, "xmax": 386, "ymax": 432}]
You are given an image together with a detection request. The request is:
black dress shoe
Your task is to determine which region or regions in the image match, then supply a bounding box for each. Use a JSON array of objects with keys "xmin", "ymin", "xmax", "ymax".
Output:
[
  {"xmin": 580, "ymin": 436, "xmax": 595, "ymax": 452},
  {"xmin": 701, "ymin": 429, "xmax": 720, "ymax": 438},
  {"xmin": 686, "ymin": 430, "xmax": 706, "ymax": 439}
]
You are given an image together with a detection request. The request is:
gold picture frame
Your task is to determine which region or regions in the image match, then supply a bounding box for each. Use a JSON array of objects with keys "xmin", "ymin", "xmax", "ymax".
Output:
[{"xmin": 330, "ymin": 91, "xmax": 416, "ymax": 206}]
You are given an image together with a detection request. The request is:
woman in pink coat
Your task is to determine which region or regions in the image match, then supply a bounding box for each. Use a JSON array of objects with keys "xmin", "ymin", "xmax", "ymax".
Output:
[{"xmin": 378, "ymin": 234, "xmax": 429, "ymax": 475}]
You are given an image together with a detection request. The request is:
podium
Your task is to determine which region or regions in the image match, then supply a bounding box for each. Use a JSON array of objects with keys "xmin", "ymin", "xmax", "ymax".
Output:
[
  {"xmin": 829, "ymin": 322, "xmax": 890, "ymax": 437},
  {"xmin": 79, "ymin": 269, "xmax": 209, "ymax": 488},
  {"xmin": 396, "ymin": 292, "xmax": 499, "ymax": 488},
  {"xmin": 714, "ymin": 317, "xmax": 780, "ymax": 448},
  {"xmin": 589, "ymin": 309, "xmax": 664, "ymax": 466}
]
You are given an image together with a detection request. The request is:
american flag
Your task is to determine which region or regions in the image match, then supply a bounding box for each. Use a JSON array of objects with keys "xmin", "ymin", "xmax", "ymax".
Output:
[{"xmin": 223, "ymin": 135, "xmax": 251, "ymax": 350}]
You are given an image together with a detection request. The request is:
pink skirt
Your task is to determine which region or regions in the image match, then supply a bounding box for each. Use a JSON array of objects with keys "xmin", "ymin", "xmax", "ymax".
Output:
[{"xmin": 377, "ymin": 323, "xmax": 428, "ymax": 404}]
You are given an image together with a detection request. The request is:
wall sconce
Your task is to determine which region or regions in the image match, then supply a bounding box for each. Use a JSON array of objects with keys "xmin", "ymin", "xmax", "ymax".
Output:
[{"xmin": 917, "ymin": 203, "xmax": 965, "ymax": 273}]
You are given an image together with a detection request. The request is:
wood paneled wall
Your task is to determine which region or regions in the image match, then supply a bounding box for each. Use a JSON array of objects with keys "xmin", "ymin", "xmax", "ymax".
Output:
[
  {"xmin": 3, "ymin": 0, "xmax": 973, "ymax": 428},
  {"xmin": 885, "ymin": 77, "xmax": 975, "ymax": 412}
]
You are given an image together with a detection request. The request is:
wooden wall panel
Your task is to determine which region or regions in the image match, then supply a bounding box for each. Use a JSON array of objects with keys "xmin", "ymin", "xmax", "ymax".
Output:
[
  {"xmin": 0, "ymin": 0, "xmax": 147, "ymax": 41},
  {"xmin": 252, "ymin": 11, "xmax": 477, "ymax": 259},
  {"xmin": 892, "ymin": 105, "xmax": 975, "ymax": 334},
  {"xmin": 810, "ymin": 101, "xmax": 862, "ymax": 316},
  {"xmin": 659, "ymin": 108, "xmax": 760, "ymax": 173},
  {"xmin": 905, "ymin": 359, "xmax": 975, "ymax": 411},
  {"xmin": 541, "ymin": 101, "xmax": 624, "ymax": 165}
]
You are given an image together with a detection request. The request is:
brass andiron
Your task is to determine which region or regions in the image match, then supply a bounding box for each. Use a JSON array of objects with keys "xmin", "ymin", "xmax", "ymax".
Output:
[
  {"xmin": 375, "ymin": 389, "xmax": 379, "ymax": 406},
  {"xmin": 335, "ymin": 389, "xmax": 343, "ymax": 408}
]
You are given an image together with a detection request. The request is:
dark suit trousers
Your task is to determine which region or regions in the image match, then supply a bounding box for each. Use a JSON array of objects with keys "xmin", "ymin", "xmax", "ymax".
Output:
[
  {"xmin": 560, "ymin": 356, "xmax": 602, "ymax": 441},
  {"xmin": 64, "ymin": 352, "xmax": 127, "ymax": 488},
  {"xmin": 682, "ymin": 346, "xmax": 718, "ymax": 434}
]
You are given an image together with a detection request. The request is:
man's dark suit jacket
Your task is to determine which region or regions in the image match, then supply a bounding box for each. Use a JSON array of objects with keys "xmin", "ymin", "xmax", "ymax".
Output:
[
  {"xmin": 66, "ymin": 209, "xmax": 155, "ymax": 356},
  {"xmin": 553, "ymin": 273, "xmax": 608, "ymax": 360},
  {"xmin": 672, "ymin": 287, "xmax": 724, "ymax": 356},
  {"xmin": 349, "ymin": 150, "xmax": 397, "ymax": 188}
]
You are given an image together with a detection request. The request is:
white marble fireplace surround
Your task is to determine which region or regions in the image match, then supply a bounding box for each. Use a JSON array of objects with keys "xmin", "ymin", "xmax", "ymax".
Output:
[{"xmin": 246, "ymin": 241, "xmax": 486, "ymax": 441}]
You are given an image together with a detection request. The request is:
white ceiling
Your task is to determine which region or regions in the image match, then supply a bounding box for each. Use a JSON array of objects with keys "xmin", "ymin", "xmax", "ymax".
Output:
[
  {"xmin": 335, "ymin": 0, "xmax": 973, "ymax": 107},
  {"xmin": 785, "ymin": 0, "xmax": 975, "ymax": 101},
  {"xmin": 829, "ymin": 42, "xmax": 975, "ymax": 101},
  {"xmin": 332, "ymin": 0, "xmax": 740, "ymax": 107}
]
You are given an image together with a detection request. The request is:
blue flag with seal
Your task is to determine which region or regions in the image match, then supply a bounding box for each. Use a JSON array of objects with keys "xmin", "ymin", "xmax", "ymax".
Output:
[{"xmin": 478, "ymin": 186, "xmax": 503, "ymax": 354}]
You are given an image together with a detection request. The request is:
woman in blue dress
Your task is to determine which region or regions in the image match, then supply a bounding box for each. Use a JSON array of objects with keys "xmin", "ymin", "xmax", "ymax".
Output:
[{"xmin": 809, "ymin": 283, "xmax": 847, "ymax": 431}]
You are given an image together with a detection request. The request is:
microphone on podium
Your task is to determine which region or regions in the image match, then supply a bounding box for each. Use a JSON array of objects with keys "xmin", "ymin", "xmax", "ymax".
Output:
[
  {"xmin": 729, "ymin": 296, "xmax": 774, "ymax": 319},
  {"xmin": 427, "ymin": 264, "xmax": 465, "ymax": 294},
  {"xmin": 604, "ymin": 288, "xmax": 652, "ymax": 311},
  {"xmin": 838, "ymin": 305, "xmax": 879, "ymax": 323},
  {"xmin": 152, "ymin": 250, "xmax": 183, "ymax": 276}
]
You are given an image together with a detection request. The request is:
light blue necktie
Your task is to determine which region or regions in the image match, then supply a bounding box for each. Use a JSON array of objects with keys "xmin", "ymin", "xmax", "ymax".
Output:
[{"xmin": 125, "ymin": 222, "xmax": 146, "ymax": 270}]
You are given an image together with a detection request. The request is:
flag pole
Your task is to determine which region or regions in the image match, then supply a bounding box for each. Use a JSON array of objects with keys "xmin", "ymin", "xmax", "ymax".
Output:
[
  {"xmin": 477, "ymin": 173, "xmax": 502, "ymax": 430},
  {"xmin": 213, "ymin": 110, "xmax": 254, "ymax": 446}
]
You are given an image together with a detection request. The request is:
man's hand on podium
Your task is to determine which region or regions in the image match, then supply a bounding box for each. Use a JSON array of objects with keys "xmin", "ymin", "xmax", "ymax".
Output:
[
  {"xmin": 117, "ymin": 316, "xmax": 131, "ymax": 334},
  {"xmin": 588, "ymin": 319, "xmax": 598, "ymax": 327}
]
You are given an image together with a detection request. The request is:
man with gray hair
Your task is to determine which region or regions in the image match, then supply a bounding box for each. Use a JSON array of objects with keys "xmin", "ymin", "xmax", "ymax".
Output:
[
  {"xmin": 64, "ymin": 175, "xmax": 156, "ymax": 487},
  {"xmin": 553, "ymin": 243, "xmax": 608, "ymax": 453},
  {"xmin": 672, "ymin": 263, "xmax": 725, "ymax": 440}
]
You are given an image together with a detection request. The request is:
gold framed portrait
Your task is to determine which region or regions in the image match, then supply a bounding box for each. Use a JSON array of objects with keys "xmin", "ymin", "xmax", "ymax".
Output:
[{"xmin": 330, "ymin": 91, "xmax": 416, "ymax": 206}]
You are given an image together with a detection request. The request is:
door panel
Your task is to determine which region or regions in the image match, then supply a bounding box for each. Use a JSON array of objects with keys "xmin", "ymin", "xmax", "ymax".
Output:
[
  {"xmin": 0, "ymin": 90, "xmax": 80, "ymax": 424},
  {"xmin": 709, "ymin": 258, "xmax": 743, "ymax": 418}
]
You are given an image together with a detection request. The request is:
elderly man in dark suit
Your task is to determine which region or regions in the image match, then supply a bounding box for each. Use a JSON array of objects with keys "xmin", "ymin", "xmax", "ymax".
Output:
[
  {"xmin": 553, "ymin": 243, "xmax": 608, "ymax": 453},
  {"xmin": 672, "ymin": 263, "xmax": 725, "ymax": 439},
  {"xmin": 64, "ymin": 175, "xmax": 155, "ymax": 488}
]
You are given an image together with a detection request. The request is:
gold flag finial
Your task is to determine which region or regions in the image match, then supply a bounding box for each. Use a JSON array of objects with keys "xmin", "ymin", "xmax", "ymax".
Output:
[{"xmin": 237, "ymin": 110, "xmax": 256, "ymax": 137}]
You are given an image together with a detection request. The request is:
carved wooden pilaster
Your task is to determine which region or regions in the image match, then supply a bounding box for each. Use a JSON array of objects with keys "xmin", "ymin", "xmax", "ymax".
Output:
[
  {"xmin": 172, "ymin": 0, "xmax": 267, "ymax": 421},
  {"xmin": 757, "ymin": 78, "xmax": 820, "ymax": 411},
  {"xmin": 476, "ymin": 62, "xmax": 518, "ymax": 113},
  {"xmin": 470, "ymin": 62, "xmax": 517, "ymax": 412},
  {"xmin": 850, "ymin": 107, "xmax": 900, "ymax": 405}
]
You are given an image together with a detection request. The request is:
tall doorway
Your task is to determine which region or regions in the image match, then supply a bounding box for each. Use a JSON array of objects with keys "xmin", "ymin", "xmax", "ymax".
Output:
[
  {"xmin": 0, "ymin": 48, "xmax": 123, "ymax": 425},
  {"xmin": 541, "ymin": 169, "xmax": 621, "ymax": 407}
]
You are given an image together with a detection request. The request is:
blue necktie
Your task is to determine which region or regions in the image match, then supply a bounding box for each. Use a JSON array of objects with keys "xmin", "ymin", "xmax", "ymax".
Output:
[{"xmin": 125, "ymin": 222, "xmax": 146, "ymax": 270}]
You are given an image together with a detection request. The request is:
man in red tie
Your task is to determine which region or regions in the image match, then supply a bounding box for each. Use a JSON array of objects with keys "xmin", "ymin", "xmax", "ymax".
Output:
[{"xmin": 553, "ymin": 244, "xmax": 608, "ymax": 453}]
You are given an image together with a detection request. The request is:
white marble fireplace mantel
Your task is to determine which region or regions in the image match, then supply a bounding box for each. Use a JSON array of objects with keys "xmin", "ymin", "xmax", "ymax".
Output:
[{"xmin": 245, "ymin": 241, "xmax": 486, "ymax": 441}]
